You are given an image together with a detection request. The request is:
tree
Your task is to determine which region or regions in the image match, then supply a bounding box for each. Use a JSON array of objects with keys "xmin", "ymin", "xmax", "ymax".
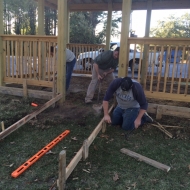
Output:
[
  {"xmin": 70, "ymin": 11, "xmax": 122, "ymax": 44},
  {"xmin": 150, "ymin": 13, "xmax": 190, "ymax": 38}
]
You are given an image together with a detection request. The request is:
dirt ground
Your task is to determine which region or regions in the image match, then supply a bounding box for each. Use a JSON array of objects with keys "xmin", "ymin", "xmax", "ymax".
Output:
[{"xmin": 1, "ymin": 76, "xmax": 190, "ymax": 139}]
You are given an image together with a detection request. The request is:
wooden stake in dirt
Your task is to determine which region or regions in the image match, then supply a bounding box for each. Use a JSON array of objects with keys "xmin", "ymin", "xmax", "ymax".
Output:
[
  {"xmin": 58, "ymin": 150, "xmax": 66, "ymax": 190},
  {"xmin": 1, "ymin": 121, "xmax": 5, "ymax": 131},
  {"xmin": 120, "ymin": 148, "xmax": 171, "ymax": 172}
]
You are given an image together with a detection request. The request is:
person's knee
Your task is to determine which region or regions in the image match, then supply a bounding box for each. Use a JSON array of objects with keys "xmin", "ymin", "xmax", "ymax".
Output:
[{"xmin": 121, "ymin": 122, "xmax": 134, "ymax": 131}]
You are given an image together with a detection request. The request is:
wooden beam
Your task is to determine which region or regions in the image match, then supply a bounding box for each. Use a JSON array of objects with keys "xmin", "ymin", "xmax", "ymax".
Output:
[
  {"xmin": 68, "ymin": 0, "xmax": 190, "ymax": 11},
  {"xmin": 4, "ymin": 77, "xmax": 54, "ymax": 88},
  {"xmin": 118, "ymin": 0, "xmax": 132, "ymax": 77},
  {"xmin": 120, "ymin": 148, "xmax": 171, "ymax": 172},
  {"xmin": 0, "ymin": 0, "xmax": 3, "ymax": 86},
  {"xmin": 57, "ymin": 0, "xmax": 67, "ymax": 103},
  {"xmin": 145, "ymin": 91, "xmax": 190, "ymax": 103},
  {"xmin": 0, "ymin": 86, "xmax": 54, "ymax": 100},
  {"xmin": 105, "ymin": 1, "xmax": 112, "ymax": 51},
  {"xmin": 66, "ymin": 105, "xmax": 114, "ymax": 179},
  {"xmin": 38, "ymin": 0, "xmax": 45, "ymax": 35},
  {"xmin": 147, "ymin": 103, "xmax": 190, "ymax": 119},
  {"xmin": 0, "ymin": 94, "xmax": 62, "ymax": 140}
]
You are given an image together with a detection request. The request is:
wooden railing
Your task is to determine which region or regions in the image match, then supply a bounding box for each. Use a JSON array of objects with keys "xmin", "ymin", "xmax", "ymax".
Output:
[
  {"xmin": 1, "ymin": 35, "xmax": 190, "ymax": 102},
  {"xmin": 128, "ymin": 38, "xmax": 190, "ymax": 102}
]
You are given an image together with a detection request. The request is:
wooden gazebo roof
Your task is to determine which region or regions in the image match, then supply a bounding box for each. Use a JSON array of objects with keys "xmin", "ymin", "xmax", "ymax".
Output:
[{"xmin": 35, "ymin": 0, "xmax": 190, "ymax": 11}]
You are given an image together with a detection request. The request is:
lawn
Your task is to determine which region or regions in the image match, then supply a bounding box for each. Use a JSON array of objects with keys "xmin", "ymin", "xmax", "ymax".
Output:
[{"xmin": 0, "ymin": 77, "xmax": 190, "ymax": 190}]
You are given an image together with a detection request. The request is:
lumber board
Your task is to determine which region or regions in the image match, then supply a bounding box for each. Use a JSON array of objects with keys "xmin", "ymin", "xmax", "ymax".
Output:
[
  {"xmin": 0, "ymin": 94, "xmax": 62, "ymax": 140},
  {"xmin": 66, "ymin": 105, "xmax": 114, "ymax": 179},
  {"xmin": 120, "ymin": 148, "xmax": 171, "ymax": 172},
  {"xmin": 88, "ymin": 105, "xmax": 114, "ymax": 146},
  {"xmin": 145, "ymin": 91, "xmax": 190, "ymax": 103},
  {"xmin": 148, "ymin": 103, "xmax": 190, "ymax": 119},
  {"xmin": 0, "ymin": 86, "xmax": 53, "ymax": 100}
]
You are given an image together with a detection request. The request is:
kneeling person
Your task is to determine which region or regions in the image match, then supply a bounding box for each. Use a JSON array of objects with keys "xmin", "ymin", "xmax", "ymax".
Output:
[{"xmin": 103, "ymin": 77, "xmax": 153, "ymax": 130}]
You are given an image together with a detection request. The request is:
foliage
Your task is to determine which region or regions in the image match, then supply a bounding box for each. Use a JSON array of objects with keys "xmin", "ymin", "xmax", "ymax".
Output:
[
  {"xmin": 150, "ymin": 13, "xmax": 190, "ymax": 38},
  {"xmin": 70, "ymin": 11, "xmax": 122, "ymax": 44},
  {"xmin": 3, "ymin": 0, "xmax": 37, "ymax": 35}
]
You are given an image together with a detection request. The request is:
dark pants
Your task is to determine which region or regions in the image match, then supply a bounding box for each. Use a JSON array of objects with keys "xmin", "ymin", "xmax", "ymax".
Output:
[
  {"xmin": 66, "ymin": 58, "xmax": 76, "ymax": 91},
  {"xmin": 111, "ymin": 106, "xmax": 146, "ymax": 131}
]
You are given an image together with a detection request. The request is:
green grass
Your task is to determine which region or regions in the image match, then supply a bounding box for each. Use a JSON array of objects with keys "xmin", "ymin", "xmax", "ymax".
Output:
[{"xmin": 0, "ymin": 93, "xmax": 190, "ymax": 190}]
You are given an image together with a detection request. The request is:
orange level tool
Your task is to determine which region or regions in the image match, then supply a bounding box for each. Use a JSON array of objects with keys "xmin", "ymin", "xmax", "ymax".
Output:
[{"xmin": 11, "ymin": 130, "xmax": 70, "ymax": 178}]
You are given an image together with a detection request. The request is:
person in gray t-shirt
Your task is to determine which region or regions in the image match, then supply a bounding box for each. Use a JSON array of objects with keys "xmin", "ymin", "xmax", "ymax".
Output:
[
  {"xmin": 103, "ymin": 77, "xmax": 153, "ymax": 131},
  {"xmin": 85, "ymin": 47, "xmax": 120, "ymax": 104}
]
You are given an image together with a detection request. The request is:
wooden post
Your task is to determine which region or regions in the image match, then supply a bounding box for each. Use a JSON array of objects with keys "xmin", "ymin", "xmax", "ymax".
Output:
[
  {"xmin": 102, "ymin": 122, "xmax": 107, "ymax": 133},
  {"xmin": 1, "ymin": 121, "xmax": 5, "ymax": 131},
  {"xmin": 38, "ymin": 0, "xmax": 45, "ymax": 35},
  {"xmin": 105, "ymin": 1, "xmax": 112, "ymax": 51},
  {"xmin": 58, "ymin": 150, "xmax": 66, "ymax": 190},
  {"xmin": 57, "ymin": 0, "xmax": 67, "ymax": 103},
  {"xmin": 23, "ymin": 79, "xmax": 27, "ymax": 97},
  {"xmin": 0, "ymin": 0, "xmax": 4, "ymax": 86},
  {"xmin": 156, "ymin": 105, "xmax": 162, "ymax": 120},
  {"xmin": 82, "ymin": 140, "xmax": 89, "ymax": 160},
  {"xmin": 118, "ymin": 0, "xmax": 132, "ymax": 77},
  {"xmin": 38, "ymin": 0, "xmax": 45, "ymax": 80},
  {"xmin": 67, "ymin": 3, "xmax": 70, "ymax": 43},
  {"xmin": 141, "ymin": 0, "xmax": 152, "ymax": 87}
]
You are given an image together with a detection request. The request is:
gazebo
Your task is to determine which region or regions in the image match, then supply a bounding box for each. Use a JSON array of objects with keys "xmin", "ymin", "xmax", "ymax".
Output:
[{"xmin": 0, "ymin": 0, "xmax": 190, "ymax": 103}]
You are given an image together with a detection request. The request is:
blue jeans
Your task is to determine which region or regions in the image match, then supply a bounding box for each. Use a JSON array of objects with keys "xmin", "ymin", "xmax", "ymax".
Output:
[
  {"xmin": 111, "ymin": 106, "xmax": 146, "ymax": 131},
  {"xmin": 66, "ymin": 58, "xmax": 76, "ymax": 91}
]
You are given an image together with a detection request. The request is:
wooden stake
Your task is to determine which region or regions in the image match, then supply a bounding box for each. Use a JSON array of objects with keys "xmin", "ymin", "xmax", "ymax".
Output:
[
  {"xmin": 120, "ymin": 148, "xmax": 171, "ymax": 172},
  {"xmin": 82, "ymin": 139, "xmax": 89, "ymax": 161},
  {"xmin": 1, "ymin": 121, "xmax": 4, "ymax": 131},
  {"xmin": 58, "ymin": 150, "xmax": 66, "ymax": 190}
]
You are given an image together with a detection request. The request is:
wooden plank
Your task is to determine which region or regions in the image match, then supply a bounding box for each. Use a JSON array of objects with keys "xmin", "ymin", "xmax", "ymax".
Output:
[
  {"xmin": 170, "ymin": 46, "xmax": 178, "ymax": 93},
  {"xmin": 0, "ymin": 0, "xmax": 3, "ymax": 85},
  {"xmin": 66, "ymin": 105, "xmax": 114, "ymax": 179},
  {"xmin": 11, "ymin": 41, "xmax": 14, "ymax": 78},
  {"xmin": 0, "ymin": 86, "xmax": 53, "ymax": 100},
  {"xmin": 23, "ymin": 79, "xmax": 27, "ymax": 97},
  {"xmin": 163, "ymin": 46, "xmax": 170, "ymax": 92},
  {"xmin": 156, "ymin": 46, "xmax": 164, "ymax": 91},
  {"xmin": 120, "ymin": 148, "xmax": 171, "ymax": 172},
  {"xmin": 0, "ymin": 94, "xmax": 62, "ymax": 140},
  {"xmin": 145, "ymin": 91, "xmax": 190, "ymax": 102},
  {"xmin": 150, "ymin": 45, "xmax": 157, "ymax": 92},
  {"xmin": 148, "ymin": 103, "xmax": 190, "ymax": 118},
  {"xmin": 58, "ymin": 150, "xmax": 66, "ymax": 190},
  {"xmin": 4, "ymin": 77, "xmax": 53, "ymax": 88},
  {"xmin": 177, "ymin": 46, "xmax": 186, "ymax": 94}
]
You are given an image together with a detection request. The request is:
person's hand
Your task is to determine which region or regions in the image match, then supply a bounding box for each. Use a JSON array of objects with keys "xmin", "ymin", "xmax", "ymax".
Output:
[
  {"xmin": 102, "ymin": 72, "xmax": 107, "ymax": 78},
  {"xmin": 98, "ymin": 74, "xmax": 103, "ymax": 80},
  {"xmin": 134, "ymin": 118, "xmax": 141, "ymax": 129},
  {"xmin": 104, "ymin": 114, "xmax": 111, "ymax": 123}
]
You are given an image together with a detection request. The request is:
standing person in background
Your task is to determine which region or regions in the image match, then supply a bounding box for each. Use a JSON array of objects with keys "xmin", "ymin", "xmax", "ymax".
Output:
[
  {"xmin": 85, "ymin": 47, "xmax": 120, "ymax": 104},
  {"xmin": 103, "ymin": 77, "xmax": 153, "ymax": 131},
  {"xmin": 51, "ymin": 46, "xmax": 76, "ymax": 91}
]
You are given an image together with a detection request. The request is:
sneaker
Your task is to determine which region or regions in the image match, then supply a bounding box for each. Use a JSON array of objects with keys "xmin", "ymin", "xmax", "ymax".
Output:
[
  {"xmin": 144, "ymin": 112, "xmax": 153, "ymax": 123},
  {"xmin": 85, "ymin": 99, "xmax": 93, "ymax": 104}
]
